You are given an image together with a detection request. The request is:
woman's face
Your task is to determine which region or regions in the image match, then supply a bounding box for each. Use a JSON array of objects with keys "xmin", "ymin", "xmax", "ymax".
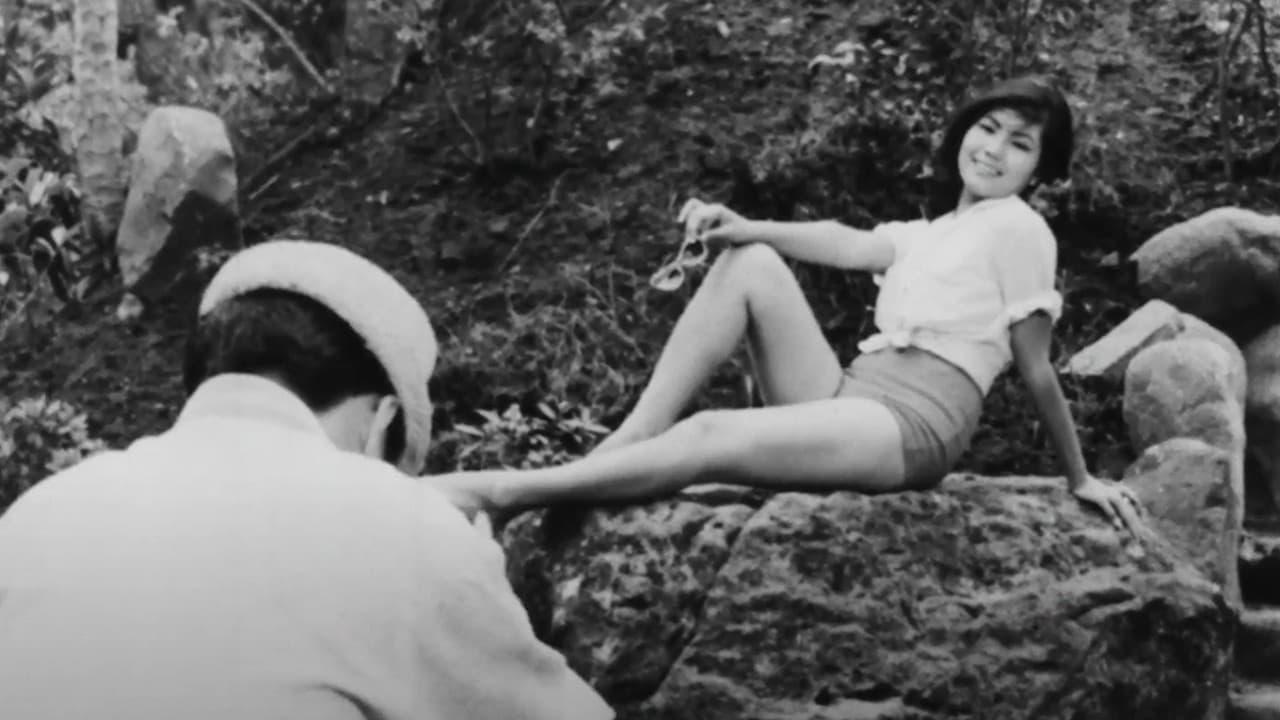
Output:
[{"xmin": 956, "ymin": 107, "xmax": 1043, "ymax": 203}]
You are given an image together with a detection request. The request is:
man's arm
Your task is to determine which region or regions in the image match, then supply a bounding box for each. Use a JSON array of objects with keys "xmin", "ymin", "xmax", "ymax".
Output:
[{"xmin": 406, "ymin": 498, "xmax": 614, "ymax": 720}]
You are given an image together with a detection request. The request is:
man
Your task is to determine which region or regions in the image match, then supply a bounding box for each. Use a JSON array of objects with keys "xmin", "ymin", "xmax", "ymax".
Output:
[{"xmin": 0, "ymin": 240, "xmax": 612, "ymax": 720}]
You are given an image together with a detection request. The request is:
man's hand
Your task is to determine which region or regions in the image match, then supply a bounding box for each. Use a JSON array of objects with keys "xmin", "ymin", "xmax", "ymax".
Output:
[{"xmin": 1072, "ymin": 475, "xmax": 1145, "ymax": 536}]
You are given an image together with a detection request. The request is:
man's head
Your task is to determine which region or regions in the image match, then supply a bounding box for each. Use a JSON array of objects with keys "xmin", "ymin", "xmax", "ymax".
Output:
[{"xmin": 186, "ymin": 241, "xmax": 437, "ymax": 474}]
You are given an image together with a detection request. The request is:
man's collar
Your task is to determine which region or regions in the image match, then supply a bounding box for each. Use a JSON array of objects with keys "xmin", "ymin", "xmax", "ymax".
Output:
[{"xmin": 176, "ymin": 373, "xmax": 330, "ymax": 438}]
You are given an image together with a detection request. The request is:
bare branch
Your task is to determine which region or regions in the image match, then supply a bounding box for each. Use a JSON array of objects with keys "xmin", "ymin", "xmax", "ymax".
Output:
[
  {"xmin": 234, "ymin": 0, "xmax": 334, "ymax": 96},
  {"xmin": 500, "ymin": 173, "xmax": 566, "ymax": 271},
  {"xmin": 433, "ymin": 67, "xmax": 486, "ymax": 166}
]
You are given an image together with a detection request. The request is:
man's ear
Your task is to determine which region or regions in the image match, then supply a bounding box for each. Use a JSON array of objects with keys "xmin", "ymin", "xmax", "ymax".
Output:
[{"xmin": 362, "ymin": 394, "xmax": 400, "ymax": 460}]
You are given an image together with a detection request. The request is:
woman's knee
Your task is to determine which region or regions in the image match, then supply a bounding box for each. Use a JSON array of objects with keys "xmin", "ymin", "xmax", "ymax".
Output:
[
  {"xmin": 665, "ymin": 410, "xmax": 744, "ymax": 477},
  {"xmin": 710, "ymin": 242, "xmax": 790, "ymax": 286}
]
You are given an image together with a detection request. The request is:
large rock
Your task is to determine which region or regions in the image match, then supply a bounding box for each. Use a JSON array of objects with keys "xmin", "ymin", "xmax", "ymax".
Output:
[
  {"xmin": 115, "ymin": 106, "xmax": 241, "ymax": 319},
  {"xmin": 1123, "ymin": 338, "xmax": 1244, "ymax": 454},
  {"xmin": 1125, "ymin": 437, "xmax": 1242, "ymax": 608},
  {"xmin": 504, "ymin": 479, "xmax": 1235, "ymax": 719},
  {"xmin": 1243, "ymin": 325, "xmax": 1280, "ymax": 510},
  {"xmin": 1178, "ymin": 312, "xmax": 1247, "ymax": 406},
  {"xmin": 340, "ymin": 0, "xmax": 416, "ymax": 105},
  {"xmin": 1131, "ymin": 207, "xmax": 1280, "ymax": 341},
  {"xmin": 1067, "ymin": 301, "xmax": 1245, "ymax": 404}
]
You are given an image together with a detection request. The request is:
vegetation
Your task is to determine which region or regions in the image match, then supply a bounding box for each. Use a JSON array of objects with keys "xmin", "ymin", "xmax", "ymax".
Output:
[{"xmin": 2, "ymin": 0, "xmax": 1280, "ymax": 507}]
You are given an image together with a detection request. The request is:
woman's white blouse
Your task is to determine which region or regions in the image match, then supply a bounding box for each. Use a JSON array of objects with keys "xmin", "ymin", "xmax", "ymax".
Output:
[{"xmin": 858, "ymin": 195, "xmax": 1062, "ymax": 395}]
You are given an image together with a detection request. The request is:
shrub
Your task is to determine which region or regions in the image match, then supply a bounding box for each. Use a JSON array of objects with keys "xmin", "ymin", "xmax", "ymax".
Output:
[{"xmin": 0, "ymin": 396, "xmax": 108, "ymax": 512}]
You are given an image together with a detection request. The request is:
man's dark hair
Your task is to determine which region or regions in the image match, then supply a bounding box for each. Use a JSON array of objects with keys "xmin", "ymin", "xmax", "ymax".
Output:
[{"xmin": 183, "ymin": 287, "xmax": 405, "ymax": 463}]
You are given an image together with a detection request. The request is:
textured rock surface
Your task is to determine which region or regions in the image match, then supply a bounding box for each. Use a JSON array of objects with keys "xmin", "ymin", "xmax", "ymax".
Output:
[
  {"xmin": 1131, "ymin": 206, "xmax": 1280, "ymax": 341},
  {"xmin": 1067, "ymin": 302, "xmax": 1245, "ymax": 403},
  {"xmin": 1245, "ymin": 326, "xmax": 1280, "ymax": 509},
  {"xmin": 1124, "ymin": 338, "xmax": 1244, "ymax": 454},
  {"xmin": 504, "ymin": 478, "xmax": 1235, "ymax": 719},
  {"xmin": 1066, "ymin": 299, "xmax": 1183, "ymax": 381},
  {"xmin": 116, "ymin": 106, "xmax": 241, "ymax": 317},
  {"xmin": 1125, "ymin": 437, "xmax": 1241, "ymax": 607}
]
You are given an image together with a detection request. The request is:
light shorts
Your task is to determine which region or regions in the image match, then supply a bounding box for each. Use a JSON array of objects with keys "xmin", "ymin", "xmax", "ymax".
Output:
[{"xmin": 833, "ymin": 346, "xmax": 984, "ymax": 489}]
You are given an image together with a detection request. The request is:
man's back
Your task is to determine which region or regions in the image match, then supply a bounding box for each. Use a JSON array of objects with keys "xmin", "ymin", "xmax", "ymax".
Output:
[{"xmin": 0, "ymin": 375, "xmax": 612, "ymax": 720}]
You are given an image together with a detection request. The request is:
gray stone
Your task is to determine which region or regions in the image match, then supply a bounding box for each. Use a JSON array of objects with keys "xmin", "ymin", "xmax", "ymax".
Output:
[
  {"xmin": 1244, "ymin": 326, "xmax": 1280, "ymax": 510},
  {"xmin": 1067, "ymin": 299, "xmax": 1183, "ymax": 382},
  {"xmin": 505, "ymin": 478, "xmax": 1235, "ymax": 719},
  {"xmin": 1125, "ymin": 437, "xmax": 1241, "ymax": 608},
  {"xmin": 1131, "ymin": 206, "xmax": 1280, "ymax": 340},
  {"xmin": 1124, "ymin": 338, "xmax": 1244, "ymax": 454},
  {"xmin": 115, "ymin": 106, "xmax": 240, "ymax": 319}
]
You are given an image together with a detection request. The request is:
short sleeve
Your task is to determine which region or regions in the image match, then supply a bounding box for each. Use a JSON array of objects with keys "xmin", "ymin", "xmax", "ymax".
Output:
[
  {"xmin": 405, "ymin": 494, "xmax": 615, "ymax": 720},
  {"xmin": 872, "ymin": 219, "xmax": 928, "ymax": 267},
  {"xmin": 989, "ymin": 207, "xmax": 1062, "ymax": 326}
]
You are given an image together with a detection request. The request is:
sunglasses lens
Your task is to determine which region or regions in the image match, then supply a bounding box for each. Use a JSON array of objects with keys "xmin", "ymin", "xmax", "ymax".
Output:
[
  {"xmin": 649, "ymin": 263, "xmax": 685, "ymax": 292},
  {"xmin": 682, "ymin": 237, "xmax": 708, "ymax": 265}
]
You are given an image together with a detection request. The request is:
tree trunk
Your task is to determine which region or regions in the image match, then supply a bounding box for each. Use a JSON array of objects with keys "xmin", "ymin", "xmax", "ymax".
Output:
[{"xmin": 72, "ymin": 0, "xmax": 126, "ymax": 254}]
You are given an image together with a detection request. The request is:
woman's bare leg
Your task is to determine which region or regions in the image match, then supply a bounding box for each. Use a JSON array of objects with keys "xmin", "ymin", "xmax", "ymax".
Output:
[
  {"xmin": 438, "ymin": 398, "xmax": 907, "ymax": 515},
  {"xmin": 598, "ymin": 243, "xmax": 844, "ymax": 451}
]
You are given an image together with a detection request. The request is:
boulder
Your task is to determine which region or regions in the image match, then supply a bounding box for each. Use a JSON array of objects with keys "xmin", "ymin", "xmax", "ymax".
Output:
[
  {"xmin": 1177, "ymin": 312, "xmax": 1247, "ymax": 406},
  {"xmin": 115, "ymin": 106, "xmax": 241, "ymax": 319},
  {"xmin": 503, "ymin": 478, "xmax": 1235, "ymax": 719},
  {"xmin": 1066, "ymin": 300, "xmax": 1245, "ymax": 404},
  {"xmin": 1125, "ymin": 437, "xmax": 1242, "ymax": 608},
  {"xmin": 1065, "ymin": 299, "xmax": 1183, "ymax": 382},
  {"xmin": 1244, "ymin": 326, "xmax": 1280, "ymax": 510},
  {"xmin": 1130, "ymin": 207, "xmax": 1280, "ymax": 341},
  {"xmin": 340, "ymin": 0, "xmax": 417, "ymax": 105},
  {"xmin": 1123, "ymin": 338, "xmax": 1244, "ymax": 454}
]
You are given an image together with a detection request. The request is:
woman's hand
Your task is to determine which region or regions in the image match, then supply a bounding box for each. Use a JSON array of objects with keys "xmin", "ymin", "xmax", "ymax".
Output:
[
  {"xmin": 679, "ymin": 198, "xmax": 753, "ymax": 247},
  {"xmin": 1071, "ymin": 475, "xmax": 1145, "ymax": 535}
]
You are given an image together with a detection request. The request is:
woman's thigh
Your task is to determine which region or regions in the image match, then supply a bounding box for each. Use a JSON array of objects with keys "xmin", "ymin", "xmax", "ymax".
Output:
[
  {"xmin": 680, "ymin": 397, "xmax": 907, "ymax": 493},
  {"xmin": 714, "ymin": 244, "xmax": 844, "ymax": 405}
]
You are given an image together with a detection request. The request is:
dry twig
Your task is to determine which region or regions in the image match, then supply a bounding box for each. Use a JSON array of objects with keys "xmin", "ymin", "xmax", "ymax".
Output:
[
  {"xmin": 500, "ymin": 173, "xmax": 566, "ymax": 271},
  {"xmin": 235, "ymin": 0, "xmax": 333, "ymax": 96}
]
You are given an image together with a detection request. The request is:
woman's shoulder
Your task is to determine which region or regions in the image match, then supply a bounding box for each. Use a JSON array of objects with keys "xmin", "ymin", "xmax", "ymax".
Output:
[{"xmin": 983, "ymin": 195, "xmax": 1054, "ymax": 238}]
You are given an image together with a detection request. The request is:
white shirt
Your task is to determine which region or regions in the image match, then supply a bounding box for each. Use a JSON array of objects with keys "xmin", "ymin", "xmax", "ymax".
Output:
[
  {"xmin": 859, "ymin": 195, "xmax": 1062, "ymax": 394},
  {"xmin": 0, "ymin": 374, "xmax": 612, "ymax": 720}
]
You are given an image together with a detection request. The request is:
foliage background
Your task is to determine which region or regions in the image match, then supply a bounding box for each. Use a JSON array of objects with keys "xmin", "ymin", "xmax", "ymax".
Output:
[{"xmin": 2, "ymin": 0, "xmax": 1280, "ymax": 506}]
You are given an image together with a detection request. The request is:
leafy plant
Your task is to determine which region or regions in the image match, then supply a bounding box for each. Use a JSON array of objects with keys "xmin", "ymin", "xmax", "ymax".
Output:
[
  {"xmin": 0, "ymin": 396, "xmax": 108, "ymax": 511},
  {"xmin": 0, "ymin": 156, "xmax": 89, "ymax": 343},
  {"xmin": 430, "ymin": 398, "xmax": 609, "ymax": 472}
]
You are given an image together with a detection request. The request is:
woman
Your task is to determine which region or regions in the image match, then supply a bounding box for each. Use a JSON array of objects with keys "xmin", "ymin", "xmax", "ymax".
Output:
[{"xmin": 432, "ymin": 76, "xmax": 1144, "ymax": 533}]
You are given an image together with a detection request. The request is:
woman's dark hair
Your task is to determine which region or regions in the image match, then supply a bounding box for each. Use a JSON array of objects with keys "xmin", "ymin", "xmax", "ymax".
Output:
[
  {"xmin": 928, "ymin": 75, "xmax": 1074, "ymax": 216},
  {"xmin": 183, "ymin": 287, "xmax": 405, "ymax": 462}
]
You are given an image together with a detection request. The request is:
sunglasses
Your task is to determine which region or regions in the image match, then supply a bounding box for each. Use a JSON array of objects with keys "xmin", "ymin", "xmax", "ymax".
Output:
[{"xmin": 649, "ymin": 215, "xmax": 710, "ymax": 292}]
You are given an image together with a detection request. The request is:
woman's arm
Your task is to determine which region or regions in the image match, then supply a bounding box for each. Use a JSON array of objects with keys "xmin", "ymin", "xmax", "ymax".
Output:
[
  {"xmin": 738, "ymin": 220, "xmax": 895, "ymax": 272},
  {"xmin": 686, "ymin": 202, "xmax": 896, "ymax": 272},
  {"xmin": 1010, "ymin": 313, "xmax": 1144, "ymax": 531},
  {"xmin": 1009, "ymin": 313, "xmax": 1090, "ymax": 489}
]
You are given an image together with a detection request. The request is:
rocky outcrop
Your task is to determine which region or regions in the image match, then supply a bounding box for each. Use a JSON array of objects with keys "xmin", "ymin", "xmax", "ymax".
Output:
[
  {"xmin": 115, "ymin": 106, "xmax": 241, "ymax": 320},
  {"xmin": 1067, "ymin": 299, "xmax": 1246, "ymax": 403},
  {"xmin": 1130, "ymin": 207, "xmax": 1280, "ymax": 341},
  {"xmin": 1244, "ymin": 327, "xmax": 1280, "ymax": 510},
  {"xmin": 1123, "ymin": 338, "xmax": 1244, "ymax": 455},
  {"xmin": 503, "ymin": 478, "xmax": 1235, "ymax": 720},
  {"xmin": 1126, "ymin": 438, "xmax": 1242, "ymax": 608}
]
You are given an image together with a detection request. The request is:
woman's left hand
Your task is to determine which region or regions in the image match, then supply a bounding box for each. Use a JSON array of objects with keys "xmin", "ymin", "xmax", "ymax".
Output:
[{"xmin": 1071, "ymin": 475, "xmax": 1145, "ymax": 535}]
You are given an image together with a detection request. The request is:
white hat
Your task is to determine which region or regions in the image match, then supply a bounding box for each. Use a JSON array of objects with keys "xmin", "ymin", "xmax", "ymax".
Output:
[{"xmin": 198, "ymin": 240, "xmax": 437, "ymax": 474}]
